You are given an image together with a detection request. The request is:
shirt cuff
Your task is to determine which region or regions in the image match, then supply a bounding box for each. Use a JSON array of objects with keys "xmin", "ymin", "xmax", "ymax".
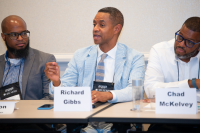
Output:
[
  {"xmin": 50, "ymin": 81, "xmax": 62, "ymax": 93},
  {"xmin": 178, "ymin": 79, "xmax": 190, "ymax": 88},
  {"xmin": 107, "ymin": 91, "xmax": 117, "ymax": 102}
]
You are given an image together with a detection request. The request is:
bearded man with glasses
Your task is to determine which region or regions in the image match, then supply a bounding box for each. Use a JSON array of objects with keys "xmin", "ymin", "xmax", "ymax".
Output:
[
  {"xmin": 144, "ymin": 17, "xmax": 200, "ymax": 132},
  {"xmin": 0, "ymin": 15, "xmax": 56, "ymax": 100}
]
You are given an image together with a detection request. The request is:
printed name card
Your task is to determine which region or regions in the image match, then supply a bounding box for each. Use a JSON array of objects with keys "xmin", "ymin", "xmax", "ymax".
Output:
[
  {"xmin": 0, "ymin": 102, "xmax": 15, "ymax": 114},
  {"xmin": 54, "ymin": 87, "xmax": 92, "ymax": 111},
  {"xmin": 156, "ymin": 88, "xmax": 197, "ymax": 114}
]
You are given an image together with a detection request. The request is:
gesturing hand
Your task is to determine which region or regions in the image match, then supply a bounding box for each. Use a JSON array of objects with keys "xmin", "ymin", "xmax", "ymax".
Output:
[{"xmin": 44, "ymin": 62, "xmax": 61, "ymax": 86}]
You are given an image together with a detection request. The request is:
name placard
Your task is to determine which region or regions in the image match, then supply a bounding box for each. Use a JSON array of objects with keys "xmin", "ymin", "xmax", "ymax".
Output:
[
  {"xmin": 54, "ymin": 87, "xmax": 92, "ymax": 111},
  {"xmin": 0, "ymin": 102, "xmax": 15, "ymax": 114},
  {"xmin": 156, "ymin": 88, "xmax": 197, "ymax": 114}
]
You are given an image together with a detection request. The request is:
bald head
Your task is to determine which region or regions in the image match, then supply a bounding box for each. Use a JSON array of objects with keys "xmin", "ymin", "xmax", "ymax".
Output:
[{"xmin": 1, "ymin": 15, "xmax": 26, "ymax": 33}]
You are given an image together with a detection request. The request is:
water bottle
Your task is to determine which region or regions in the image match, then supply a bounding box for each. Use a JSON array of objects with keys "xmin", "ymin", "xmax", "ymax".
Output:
[{"xmin": 132, "ymin": 79, "xmax": 143, "ymax": 111}]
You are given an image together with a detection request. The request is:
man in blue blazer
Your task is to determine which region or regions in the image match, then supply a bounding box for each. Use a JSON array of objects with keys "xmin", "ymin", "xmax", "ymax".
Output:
[
  {"xmin": 45, "ymin": 7, "xmax": 145, "ymax": 104},
  {"xmin": 45, "ymin": 6, "xmax": 145, "ymax": 132}
]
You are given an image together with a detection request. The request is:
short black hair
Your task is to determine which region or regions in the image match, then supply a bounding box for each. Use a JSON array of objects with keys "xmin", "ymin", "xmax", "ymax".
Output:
[
  {"xmin": 98, "ymin": 7, "xmax": 124, "ymax": 28},
  {"xmin": 184, "ymin": 17, "xmax": 200, "ymax": 32}
]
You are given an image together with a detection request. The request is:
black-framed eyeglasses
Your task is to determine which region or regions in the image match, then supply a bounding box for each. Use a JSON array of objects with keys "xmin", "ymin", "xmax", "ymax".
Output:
[
  {"xmin": 3, "ymin": 30, "xmax": 30, "ymax": 40},
  {"xmin": 175, "ymin": 30, "xmax": 200, "ymax": 48}
]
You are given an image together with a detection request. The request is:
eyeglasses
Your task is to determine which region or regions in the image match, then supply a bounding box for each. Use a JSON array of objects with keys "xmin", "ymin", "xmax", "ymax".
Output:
[
  {"xmin": 175, "ymin": 30, "xmax": 200, "ymax": 48},
  {"xmin": 3, "ymin": 30, "xmax": 30, "ymax": 40}
]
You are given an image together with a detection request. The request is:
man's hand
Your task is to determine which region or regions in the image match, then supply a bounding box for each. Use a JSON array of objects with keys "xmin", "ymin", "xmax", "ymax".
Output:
[
  {"xmin": 91, "ymin": 90, "xmax": 113, "ymax": 103},
  {"xmin": 44, "ymin": 62, "xmax": 60, "ymax": 86},
  {"xmin": 143, "ymin": 99, "xmax": 150, "ymax": 103}
]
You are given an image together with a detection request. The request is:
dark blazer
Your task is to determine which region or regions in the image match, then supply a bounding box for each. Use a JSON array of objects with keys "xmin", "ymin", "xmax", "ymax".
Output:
[{"xmin": 0, "ymin": 48, "xmax": 56, "ymax": 100}]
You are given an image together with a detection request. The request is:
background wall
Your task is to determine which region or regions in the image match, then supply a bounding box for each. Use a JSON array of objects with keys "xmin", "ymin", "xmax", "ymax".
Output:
[{"xmin": 0, "ymin": 0, "xmax": 200, "ymax": 57}]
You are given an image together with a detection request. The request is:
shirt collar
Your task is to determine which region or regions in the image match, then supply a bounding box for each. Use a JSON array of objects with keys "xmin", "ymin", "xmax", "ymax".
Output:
[
  {"xmin": 191, "ymin": 51, "xmax": 200, "ymax": 60},
  {"xmin": 4, "ymin": 50, "xmax": 9, "ymax": 62},
  {"xmin": 97, "ymin": 42, "xmax": 118, "ymax": 59}
]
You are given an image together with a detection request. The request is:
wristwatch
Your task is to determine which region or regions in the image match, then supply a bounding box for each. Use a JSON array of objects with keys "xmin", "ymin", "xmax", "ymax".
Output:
[{"xmin": 192, "ymin": 78, "xmax": 198, "ymax": 89}]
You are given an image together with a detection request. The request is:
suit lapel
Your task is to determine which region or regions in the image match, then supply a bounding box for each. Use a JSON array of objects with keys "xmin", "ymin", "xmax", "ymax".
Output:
[
  {"xmin": 0, "ymin": 54, "xmax": 5, "ymax": 87},
  {"xmin": 22, "ymin": 48, "xmax": 35, "ymax": 99},
  {"xmin": 114, "ymin": 43, "xmax": 126, "ymax": 89},
  {"xmin": 82, "ymin": 46, "xmax": 98, "ymax": 87}
]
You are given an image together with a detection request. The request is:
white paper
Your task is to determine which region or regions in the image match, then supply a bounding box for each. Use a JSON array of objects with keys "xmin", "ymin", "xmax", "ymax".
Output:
[
  {"xmin": 4, "ymin": 94, "xmax": 20, "ymax": 100},
  {"xmin": 143, "ymin": 104, "xmax": 151, "ymax": 108},
  {"xmin": 0, "ymin": 102, "xmax": 15, "ymax": 114},
  {"xmin": 14, "ymin": 101, "xmax": 19, "ymax": 110},
  {"xmin": 54, "ymin": 87, "xmax": 92, "ymax": 112},
  {"xmin": 156, "ymin": 88, "xmax": 197, "ymax": 114}
]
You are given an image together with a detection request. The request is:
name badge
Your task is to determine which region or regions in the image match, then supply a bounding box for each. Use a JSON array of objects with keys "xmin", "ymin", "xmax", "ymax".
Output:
[
  {"xmin": 93, "ymin": 81, "xmax": 114, "ymax": 92},
  {"xmin": 54, "ymin": 87, "xmax": 92, "ymax": 111},
  {"xmin": 156, "ymin": 88, "xmax": 197, "ymax": 114},
  {"xmin": 0, "ymin": 102, "xmax": 16, "ymax": 114},
  {"xmin": 0, "ymin": 82, "xmax": 22, "ymax": 100}
]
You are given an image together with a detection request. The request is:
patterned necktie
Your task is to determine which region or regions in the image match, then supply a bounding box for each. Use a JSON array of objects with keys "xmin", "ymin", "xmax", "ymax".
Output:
[{"xmin": 95, "ymin": 53, "xmax": 107, "ymax": 82}]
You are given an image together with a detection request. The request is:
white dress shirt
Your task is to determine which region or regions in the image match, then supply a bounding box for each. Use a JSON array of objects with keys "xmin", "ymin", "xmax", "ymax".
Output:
[
  {"xmin": 144, "ymin": 39, "xmax": 200, "ymax": 101},
  {"xmin": 97, "ymin": 44, "xmax": 117, "ymax": 102}
]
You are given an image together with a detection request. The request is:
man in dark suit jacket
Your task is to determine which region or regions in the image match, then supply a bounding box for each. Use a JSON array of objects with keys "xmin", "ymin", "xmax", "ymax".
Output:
[{"xmin": 0, "ymin": 15, "xmax": 56, "ymax": 100}]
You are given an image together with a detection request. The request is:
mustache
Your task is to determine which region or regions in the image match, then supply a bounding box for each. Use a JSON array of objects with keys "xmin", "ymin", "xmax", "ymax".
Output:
[{"xmin": 176, "ymin": 46, "xmax": 186, "ymax": 52}]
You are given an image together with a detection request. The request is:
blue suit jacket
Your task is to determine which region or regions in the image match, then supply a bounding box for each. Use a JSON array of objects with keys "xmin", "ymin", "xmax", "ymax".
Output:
[{"xmin": 50, "ymin": 42, "xmax": 145, "ymax": 103}]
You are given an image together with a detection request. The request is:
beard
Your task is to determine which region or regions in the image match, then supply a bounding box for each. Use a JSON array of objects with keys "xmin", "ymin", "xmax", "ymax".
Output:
[
  {"xmin": 175, "ymin": 45, "xmax": 200, "ymax": 60},
  {"xmin": 5, "ymin": 39, "xmax": 29, "ymax": 59}
]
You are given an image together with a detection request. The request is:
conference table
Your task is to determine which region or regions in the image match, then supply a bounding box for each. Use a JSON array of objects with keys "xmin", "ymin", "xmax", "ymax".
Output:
[
  {"xmin": 1, "ymin": 100, "xmax": 200, "ymax": 132},
  {"xmin": 90, "ymin": 102, "xmax": 200, "ymax": 125},
  {"xmin": 0, "ymin": 100, "xmax": 113, "ymax": 132},
  {"xmin": 0, "ymin": 100, "xmax": 112, "ymax": 124}
]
